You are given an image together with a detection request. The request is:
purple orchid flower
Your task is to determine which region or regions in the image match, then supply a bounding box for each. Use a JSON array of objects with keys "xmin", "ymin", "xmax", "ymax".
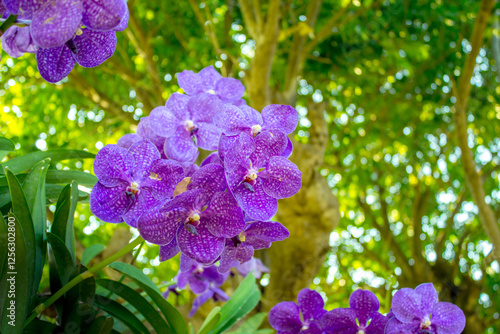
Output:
[
  {"xmin": 149, "ymin": 92, "xmax": 222, "ymax": 162},
  {"xmin": 224, "ymin": 132, "xmax": 302, "ymax": 221},
  {"xmin": 234, "ymin": 257, "xmax": 269, "ymax": 279},
  {"xmin": 177, "ymin": 255, "xmax": 229, "ymax": 295},
  {"xmin": 137, "ymin": 163, "xmax": 245, "ymax": 265},
  {"xmin": 1, "ymin": 26, "xmax": 36, "ymax": 58},
  {"xmin": 321, "ymin": 290, "xmax": 388, "ymax": 334},
  {"xmin": 385, "ymin": 283, "xmax": 466, "ymax": 334},
  {"xmin": 218, "ymin": 220, "xmax": 289, "ymax": 273},
  {"xmin": 177, "ymin": 65, "xmax": 245, "ymax": 104},
  {"xmin": 90, "ymin": 140, "xmax": 184, "ymax": 227},
  {"xmin": 269, "ymin": 289, "xmax": 327, "ymax": 334}
]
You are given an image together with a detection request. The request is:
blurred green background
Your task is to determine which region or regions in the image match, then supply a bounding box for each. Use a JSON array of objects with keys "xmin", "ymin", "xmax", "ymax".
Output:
[{"xmin": 1, "ymin": 0, "xmax": 500, "ymax": 333}]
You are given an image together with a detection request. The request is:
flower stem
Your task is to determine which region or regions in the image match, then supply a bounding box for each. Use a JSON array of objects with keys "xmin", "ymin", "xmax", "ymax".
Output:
[
  {"xmin": 0, "ymin": 15, "xmax": 18, "ymax": 37},
  {"xmin": 24, "ymin": 235, "xmax": 145, "ymax": 327}
]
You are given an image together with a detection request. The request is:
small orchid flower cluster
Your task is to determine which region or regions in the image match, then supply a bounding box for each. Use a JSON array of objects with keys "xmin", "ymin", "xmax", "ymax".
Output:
[
  {"xmin": 1, "ymin": 0, "xmax": 128, "ymax": 83},
  {"xmin": 90, "ymin": 66, "xmax": 300, "ymax": 274},
  {"xmin": 164, "ymin": 255, "xmax": 269, "ymax": 316},
  {"xmin": 269, "ymin": 283, "xmax": 466, "ymax": 334}
]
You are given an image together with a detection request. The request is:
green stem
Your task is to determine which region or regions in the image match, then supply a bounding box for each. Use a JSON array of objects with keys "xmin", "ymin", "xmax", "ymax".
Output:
[{"xmin": 24, "ymin": 235, "xmax": 145, "ymax": 327}]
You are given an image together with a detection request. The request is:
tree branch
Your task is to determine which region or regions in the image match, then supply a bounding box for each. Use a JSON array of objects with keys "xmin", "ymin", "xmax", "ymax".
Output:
[{"xmin": 453, "ymin": 0, "xmax": 500, "ymax": 258}]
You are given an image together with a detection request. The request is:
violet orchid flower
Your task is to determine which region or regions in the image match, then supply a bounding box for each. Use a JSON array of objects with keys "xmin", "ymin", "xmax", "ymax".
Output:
[
  {"xmin": 177, "ymin": 255, "xmax": 229, "ymax": 295},
  {"xmin": 321, "ymin": 289, "xmax": 388, "ymax": 334},
  {"xmin": 90, "ymin": 140, "xmax": 184, "ymax": 227},
  {"xmin": 218, "ymin": 220, "xmax": 289, "ymax": 273},
  {"xmin": 269, "ymin": 288, "xmax": 327, "ymax": 334},
  {"xmin": 178, "ymin": 65, "xmax": 245, "ymax": 104},
  {"xmin": 137, "ymin": 163, "xmax": 245, "ymax": 265},
  {"xmin": 224, "ymin": 132, "xmax": 302, "ymax": 221},
  {"xmin": 149, "ymin": 92, "xmax": 222, "ymax": 162},
  {"xmin": 1, "ymin": 26, "xmax": 36, "ymax": 58},
  {"xmin": 385, "ymin": 283, "xmax": 466, "ymax": 334},
  {"xmin": 2, "ymin": 0, "xmax": 128, "ymax": 82},
  {"xmin": 234, "ymin": 257, "xmax": 269, "ymax": 279}
]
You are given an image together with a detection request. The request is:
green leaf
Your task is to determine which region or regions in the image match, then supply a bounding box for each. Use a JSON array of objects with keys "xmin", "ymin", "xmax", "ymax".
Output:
[
  {"xmin": 46, "ymin": 184, "xmax": 89, "ymax": 203},
  {"xmin": 51, "ymin": 181, "xmax": 78, "ymax": 260},
  {"xmin": 21, "ymin": 159, "xmax": 50, "ymax": 307},
  {"xmin": 108, "ymin": 262, "xmax": 188, "ymax": 334},
  {"xmin": 22, "ymin": 319, "xmax": 58, "ymax": 333},
  {"xmin": 225, "ymin": 313, "xmax": 268, "ymax": 334},
  {"xmin": 46, "ymin": 232, "xmax": 75, "ymax": 285},
  {"xmin": 4, "ymin": 169, "xmax": 36, "ymax": 307},
  {"xmin": 209, "ymin": 274, "xmax": 260, "ymax": 334},
  {"xmin": 198, "ymin": 306, "xmax": 221, "ymax": 334},
  {"xmin": 0, "ymin": 149, "xmax": 95, "ymax": 175},
  {"xmin": 108, "ymin": 262, "xmax": 161, "ymax": 293},
  {"xmin": 0, "ymin": 137, "xmax": 15, "ymax": 161},
  {"xmin": 45, "ymin": 170, "xmax": 98, "ymax": 187},
  {"xmin": 0, "ymin": 213, "xmax": 30, "ymax": 333},
  {"xmin": 81, "ymin": 244, "xmax": 106, "ymax": 266},
  {"xmin": 94, "ymin": 295, "xmax": 149, "ymax": 334},
  {"xmin": 96, "ymin": 278, "xmax": 172, "ymax": 334},
  {"xmin": 86, "ymin": 316, "xmax": 115, "ymax": 334}
]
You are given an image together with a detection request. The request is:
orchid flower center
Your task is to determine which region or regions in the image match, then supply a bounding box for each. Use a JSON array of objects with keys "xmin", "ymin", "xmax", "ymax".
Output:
[
  {"xmin": 75, "ymin": 27, "xmax": 83, "ymax": 36},
  {"xmin": 238, "ymin": 232, "xmax": 246, "ymax": 242},
  {"xmin": 301, "ymin": 324, "xmax": 309, "ymax": 331},
  {"xmin": 185, "ymin": 120, "xmax": 196, "ymax": 132},
  {"xmin": 127, "ymin": 181, "xmax": 140, "ymax": 195},
  {"xmin": 207, "ymin": 89, "xmax": 216, "ymax": 95},
  {"xmin": 251, "ymin": 124, "xmax": 262, "ymax": 137},
  {"xmin": 186, "ymin": 212, "xmax": 201, "ymax": 226},
  {"xmin": 357, "ymin": 330, "xmax": 365, "ymax": 334},
  {"xmin": 243, "ymin": 170, "xmax": 258, "ymax": 186},
  {"xmin": 421, "ymin": 319, "xmax": 432, "ymax": 329}
]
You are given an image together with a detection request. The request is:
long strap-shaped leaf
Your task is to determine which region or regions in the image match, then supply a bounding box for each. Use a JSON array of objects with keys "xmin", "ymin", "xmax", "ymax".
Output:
[
  {"xmin": 51, "ymin": 181, "xmax": 79, "ymax": 261},
  {"xmin": 109, "ymin": 262, "xmax": 188, "ymax": 334},
  {"xmin": 96, "ymin": 278, "xmax": 172, "ymax": 334},
  {"xmin": 94, "ymin": 295, "xmax": 149, "ymax": 334},
  {"xmin": 0, "ymin": 149, "xmax": 95, "ymax": 175}
]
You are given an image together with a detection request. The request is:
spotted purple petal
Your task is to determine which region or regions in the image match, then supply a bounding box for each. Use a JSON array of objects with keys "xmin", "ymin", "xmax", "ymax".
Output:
[
  {"xmin": 187, "ymin": 163, "xmax": 227, "ymax": 200},
  {"xmin": 384, "ymin": 317, "xmax": 419, "ymax": 334},
  {"xmin": 137, "ymin": 202, "xmax": 188, "ymax": 245},
  {"xmin": 90, "ymin": 181, "xmax": 130, "ymax": 223},
  {"xmin": 159, "ymin": 237, "xmax": 180, "ymax": 262},
  {"xmin": 213, "ymin": 104, "xmax": 261, "ymax": 136},
  {"xmin": 178, "ymin": 70, "xmax": 203, "ymax": 95},
  {"xmin": 199, "ymin": 65, "xmax": 221, "ymax": 89},
  {"xmin": 36, "ymin": 45, "xmax": 76, "ymax": 83},
  {"xmin": 128, "ymin": 140, "xmax": 161, "ymax": 181},
  {"xmin": 93, "ymin": 144, "xmax": 132, "ymax": 187},
  {"xmin": 300, "ymin": 322, "xmax": 323, "ymax": 334},
  {"xmin": 122, "ymin": 189, "xmax": 160, "ymax": 228},
  {"xmin": 164, "ymin": 134, "xmax": 199, "ymax": 163},
  {"xmin": 262, "ymin": 104, "xmax": 299, "ymax": 135},
  {"xmin": 251, "ymin": 130, "xmax": 288, "ymax": 168},
  {"xmin": 215, "ymin": 77, "xmax": 245, "ymax": 103},
  {"xmin": 81, "ymin": 0, "xmax": 127, "ymax": 31},
  {"xmin": 282, "ymin": 137, "xmax": 293, "ymax": 158},
  {"xmin": 321, "ymin": 308, "xmax": 358, "ymax": 334},
  {"xmin": 244, "ymin": 234, "xmax": 271, "ymax": 250},
  {"xmin": 391, "ymin": 288, "xmax": 423, "ymax": 323},
  {"xmin": 186, "ymin": 275, "xmax": 209, "ymax": 294},
  {"xmin": 219, "ymin": 243, "xmax": 254, "ymax": 273},
  {"xmin": 112, "ymin": 1, "xmax": 128, "ymax": 31},
  {"xmin": 365, "ymin": 312, "xmax": 388, "ymax": 334},
  {"xmin": 116, "ymin": 133, "xmax": 142, "ymax": 149},
  {"xmin": 260, "ymin": 156, "xmax": 302, "ymax": 199},
  {"xmin": 73, "ymin": 29, "xmax": 117, "ymax": 67},
  {"xmin": 195, "ymin": 122, "xmax": 221, "ymax": 151},
  {"xmin": 149, "ymin": 106, "xmax": 179, "ymax": 138},
  {"xmin": 415, "ymin": 283, "xmax": 438, "ymax": 317},
  {"xmin": 142, "ymin": 159, "xmax": 184, "ymax": 200},
  {"xmin": 1, "ymin": 26, "xmax": 36, "ymax": 57},
  {"xmin": 181, "ymin": 162, "xmax": 199, "ymax": 177},
  {"xmin": 269, "ymin": 302, "xmax": 303, "ymax": 333},
  {"xmin": 30, "ymin": 0, "xmax": 82, "ymax": 49},
  {"xmin": 244, "ymin": 221, "xmax": 289, "ymax": 242},
  {"xmin": 189, "ymin": 93, "xmax": 221, "ymax": 123},
  {"xmin": 203, "ymin": 192, "xmax": 245, "ymax": 238},
  {"xmin": 189, "ymin": 290, "xmax": 214, "ymax": 317},
  {"xmin": 177, "ymin": 223, "xmax": 225, "ymax": 265},
  {"xmin": 223, "ymin": 133, "xmax": 254, "ymax": 173},
  {"xmin": 201, "ymin": 152, "xmax": 223, "ymax": 167},
  {"xmin": 298, "ymin": 289, "xmax": 326, "ymax": 322},
  {"xmin": 349, "ymin": 290, "xmax": 380, "ymax": 326},
  {"xmin": 431, "ymin": 302, "xmax": 466, "ymax": 334}
]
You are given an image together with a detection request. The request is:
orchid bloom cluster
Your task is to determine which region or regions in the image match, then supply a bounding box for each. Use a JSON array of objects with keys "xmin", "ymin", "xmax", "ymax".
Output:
[
  {"xmin": 1, "ymin": 0, "xmax": 128, "ymax": 83},
  {"xmin": 90, "ymin": 66, "xmax": 300, "ymax": 274},
  {"xmin": 164, "ymin": 254, "xmax": 269, "ymax": 316},
  {"xmin": 269, "ymin": 283, "xmax": 466, "ymax": 334}
]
